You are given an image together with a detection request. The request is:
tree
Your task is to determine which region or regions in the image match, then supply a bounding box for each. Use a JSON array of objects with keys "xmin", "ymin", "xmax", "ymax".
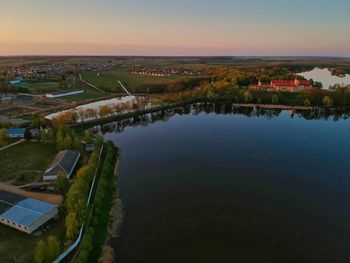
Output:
[
  {"xmin": 66, "ymin": 212, "xmax": 80, "ymax": 239},
  {"xmin": 55, "ymin": 172, "xmax": 69, "ymax": 193},
  {"xmin": 243, "ymin": 91, "xmax": 253, "ymax": 103},
  {"xmin": 304, "ymin": 98, "xmax": 311, "ymax": 107},
  {"xmin": 73, "ymin": 136, "xmax": 83, "ymax": 151},
  {"xmin": 47, "ymin": 235, "xmax": 61, "ymax": 262},
  {"xmin": 322, "ymin": 96, "xmax": 333, "ymax": 107},
  {"xmin": 95, "ymin": 134, "xmax": 104, "ymax": 146},
  {"xmin": 271, "ymin": 94, "xmax": 279, "ymax": 104},
  {"xmin": 99, "ymin": 105, "xmax": 113, "ymax": 117},
  {"xmin": 34, "ymin": 240, "xmax": 46, "ymax": 263},
  {"xmin": 83, "ymin": 130, "xmax": 92, "ymax": 144},
  {"xmin": 206, "ymin": 90, "xmax": 218, "ymax": 100},
  {"xmin": 62, "ymin": 135, "xmax": 72, "ymax": 150},
  {"xmin": 0, "ymin": 128, "xmax": 7, "ymax": 147}
]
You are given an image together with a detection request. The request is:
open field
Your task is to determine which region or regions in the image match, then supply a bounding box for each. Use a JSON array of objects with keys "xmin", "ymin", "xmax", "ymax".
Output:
[
  {"xmin": 81, "ymin": 68, "xmax": 172, "ymax": 93},
  {"xmin": 26, "ymin": 82, "xmax": 59, "ymax": 94},
  {"xmin": 0, "ymin": 141, "xmax": 57, "ymax": 185},
  {"xmin": 81, "ymin": 66, "xmax": 207, "ymax": 93},
  {"xmin": 0, "ymin": 215, "xmax": 64, "ymax": 263}
]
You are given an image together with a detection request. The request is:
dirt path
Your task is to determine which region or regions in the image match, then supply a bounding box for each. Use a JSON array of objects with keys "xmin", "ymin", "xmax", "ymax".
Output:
[
  {"xmin": 0, "ymin": 182, "xmax": 63, "ymax": 205},
  {"xmin": 118, "ymin": 80, "xmax": 132, "ymax": 96},
  {"xmin": 79, "ymin": 73, "xmax": 107, "ymax": 94},
  {"xmin": 0, "ymin": 139, "xmax": 25, "ymax": 152}
]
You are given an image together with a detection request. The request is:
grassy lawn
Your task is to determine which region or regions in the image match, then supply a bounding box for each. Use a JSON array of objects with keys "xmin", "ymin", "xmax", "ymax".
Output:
[
  {"xmin": 0, "ymin": 216, "xmax": 65, "ymax": 263},
  {"xmin": 81, "ymin": 68, "xmax": 187, "ymax": 93},
  {"xmin": 0, "ymin": 142, "xmax": 57, "ymax": 185},
  {"xmin": 26, "ymin": 82, "xmax": 59, "ymax": 94}
]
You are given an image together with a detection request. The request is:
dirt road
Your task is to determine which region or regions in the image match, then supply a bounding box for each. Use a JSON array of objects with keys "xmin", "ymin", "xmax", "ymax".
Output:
[{"xmin": 0, "ymin": 182, "xmax": 63, "ymax": 205}]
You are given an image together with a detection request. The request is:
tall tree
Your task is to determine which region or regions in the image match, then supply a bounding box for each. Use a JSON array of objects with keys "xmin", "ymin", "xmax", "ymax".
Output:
[
  {"xmin": 34, "ymin": 240, "xmax": 46, "ymax": 263},
  {"xmin": 47, "ymin": 235, "xmax": 61, "ymax": 262},
  {"xmin": 66, "ymin": 212, "xmax": 80, "ymax": 239}
]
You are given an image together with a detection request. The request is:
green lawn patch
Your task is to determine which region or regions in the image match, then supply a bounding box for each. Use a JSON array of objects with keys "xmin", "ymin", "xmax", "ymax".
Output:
[
  {"xmin": 0, "ymin": 216, "xmax": 64, "ymax": 263},
  {"xmin": 0, "ymin": 141, "xmax": 57, "ymax": 185},
  {"xmin": 81, "ymin": 68, "xmax": 192, "ymax": 93}
]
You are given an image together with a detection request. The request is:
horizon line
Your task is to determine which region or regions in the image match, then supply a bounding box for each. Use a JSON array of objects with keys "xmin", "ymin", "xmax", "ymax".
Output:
[{"xmin": 0, "ymin": 55, "xmax": 349, "ymax": 59}]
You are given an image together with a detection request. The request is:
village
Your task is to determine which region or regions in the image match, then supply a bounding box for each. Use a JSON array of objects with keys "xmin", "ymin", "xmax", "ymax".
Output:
[{"xmin": 130, "ymin": 66, "xmax": 201, "ymax": 77}]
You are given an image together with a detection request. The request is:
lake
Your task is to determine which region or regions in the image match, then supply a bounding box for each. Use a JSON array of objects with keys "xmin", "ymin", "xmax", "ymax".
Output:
[
  {"xmin": 299, "ymin": 68, "xmax": 350, "ymax": 89},
  {"xmin": 101, "ymin": 104, "xmax": 350, "ymax": 263}
]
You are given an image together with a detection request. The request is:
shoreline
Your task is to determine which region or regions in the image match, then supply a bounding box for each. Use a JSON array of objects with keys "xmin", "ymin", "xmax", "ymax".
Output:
[{"xmin": 70, "ymin": 99, "xmax": 349, "ymax": 128}]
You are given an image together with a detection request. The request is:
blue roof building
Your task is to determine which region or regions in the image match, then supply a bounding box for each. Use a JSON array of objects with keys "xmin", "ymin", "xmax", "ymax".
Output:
[
  {"xmin": 0, "ymin": 190, "xmax": 58, "ymax": 234},
  {"xmin": 6, "ymin": 128, "xmax": 26, "ymax": 138}
]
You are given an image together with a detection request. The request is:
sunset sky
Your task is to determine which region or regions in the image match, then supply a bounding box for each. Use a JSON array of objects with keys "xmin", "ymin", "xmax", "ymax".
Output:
[{"xmin": 1, "ymin": 0, "xmax": 350, "ymax": 56}]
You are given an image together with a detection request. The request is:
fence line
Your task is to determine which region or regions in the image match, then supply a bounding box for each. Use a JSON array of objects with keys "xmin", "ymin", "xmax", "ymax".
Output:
[{"xmin": 53, "ymin": 145, "xmax": 104, "ymax": 263}]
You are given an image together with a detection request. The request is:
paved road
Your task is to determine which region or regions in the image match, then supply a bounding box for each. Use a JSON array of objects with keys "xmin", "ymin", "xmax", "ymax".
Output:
[{"xmin": 0, "ymin": 182, "xmax": 63, "ymax": 205}]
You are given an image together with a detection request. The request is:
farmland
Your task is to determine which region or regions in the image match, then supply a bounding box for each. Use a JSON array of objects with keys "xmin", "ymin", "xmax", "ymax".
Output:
[{"xmin": 81, "ymin": 64, "xmax": 209, "ymax": 93}]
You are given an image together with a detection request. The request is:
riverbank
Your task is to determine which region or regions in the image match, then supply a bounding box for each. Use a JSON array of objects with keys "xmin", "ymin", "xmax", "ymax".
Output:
[
  {"xmin": 99, "ymin": 149, "xmax": 123, "ymax": 262},
  {"xmin": 71, "ymin": 142, "xmax": 119, "ymax": 263}
]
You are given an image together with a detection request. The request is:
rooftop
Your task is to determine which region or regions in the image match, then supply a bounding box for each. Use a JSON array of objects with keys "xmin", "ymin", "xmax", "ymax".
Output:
[
  {"xmin": 6, "ymin": 128, "xmax": 26, "ymax": 135},
  {"xmin": 0, "ymin": 190, "xmax": 56, "ymax": 227},
  {"xmin": 44, "ymin": 150, "xmax": 80, "ymax": 178}
]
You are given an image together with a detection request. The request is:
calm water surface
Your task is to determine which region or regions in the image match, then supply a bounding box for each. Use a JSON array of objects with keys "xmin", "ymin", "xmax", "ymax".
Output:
[
  {"xmin": 103, "ymin": 107, "xmax": 350, "ymax": 263},
  {"xmin": 299, "ymin": 68, "xmax": 350, "ymax": 89}
]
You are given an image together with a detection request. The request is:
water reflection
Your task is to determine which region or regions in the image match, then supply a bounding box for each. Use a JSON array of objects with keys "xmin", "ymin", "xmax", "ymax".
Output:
[{"xmin": 90, "ymin": 103, "xmax": 350, "ymax": 134}]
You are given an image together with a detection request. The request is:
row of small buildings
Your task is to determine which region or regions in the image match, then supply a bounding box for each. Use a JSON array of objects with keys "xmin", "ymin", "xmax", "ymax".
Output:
[{"xmin": 130, "ymin": 67, "xmax": 200, "ymax": 77}]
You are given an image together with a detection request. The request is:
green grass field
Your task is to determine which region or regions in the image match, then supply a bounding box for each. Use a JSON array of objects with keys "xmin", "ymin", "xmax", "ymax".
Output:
[
  {"xmin": 81, "ymin": 69, "xmax": 164, "ymax": 93},
  {"xmin": 0, "ymin": 216, "xmax": 64, "ymax": 263},
  {"xmin": 81, "ymin": 67, "xmax": 196, "ymax": 93},
  {"xmin": 0, "ymin": 142, "xmax": 57, "ymax": 185},
  {"xmin": 26, "ymin": 82, "xmax": 59, "ymax": 94}
]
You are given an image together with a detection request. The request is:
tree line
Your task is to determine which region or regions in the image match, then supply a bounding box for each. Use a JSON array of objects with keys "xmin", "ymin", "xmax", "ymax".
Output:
[{"xmin": 73, "ymin": 141, "xmax": 118, "ymax": 263}]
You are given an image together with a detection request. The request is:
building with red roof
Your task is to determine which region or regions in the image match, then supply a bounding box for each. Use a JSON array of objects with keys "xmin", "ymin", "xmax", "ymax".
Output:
[{"xmin": 249, "ymin": 76, "xmax": 312, "ymax": 92}]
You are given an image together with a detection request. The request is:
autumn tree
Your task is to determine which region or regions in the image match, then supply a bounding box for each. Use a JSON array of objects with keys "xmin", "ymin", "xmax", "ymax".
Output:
[
  {"xmin": 304, "ymin": 98, "xmax": 311, "ymax": 107},
  {"xmin": 99, "ymin": 105, "xmax": 113, "ymax": 117},
  {"xmin": 243, "ymin": 91, "xmax": 253, "ymax": 103},
  {"xmin": 322, "ymin": 96, "xmax": 333, "ymax": 107}
]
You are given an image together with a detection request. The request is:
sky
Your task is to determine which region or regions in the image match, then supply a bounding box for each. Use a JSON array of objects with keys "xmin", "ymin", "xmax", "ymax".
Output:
[{"xmin": 1, "ymin": 0, "xmax": 350, "ymax": 56}]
